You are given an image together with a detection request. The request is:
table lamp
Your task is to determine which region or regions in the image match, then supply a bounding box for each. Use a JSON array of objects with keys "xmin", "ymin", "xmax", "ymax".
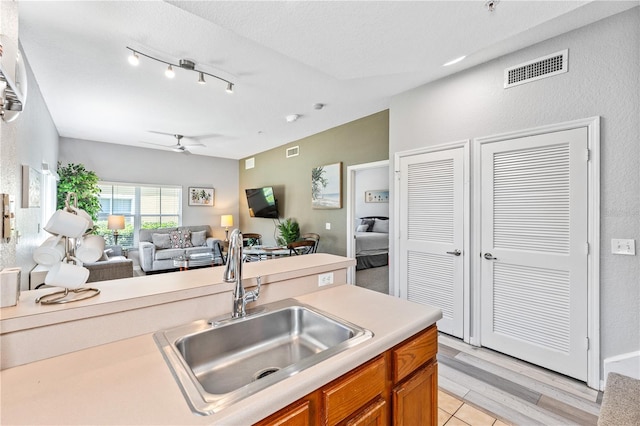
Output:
[
  {"xmin": 107, "ymin": 215, "xmax": 125, "ymax": 245},
  {"xmin": 221, "ymin": 215, "xmax": 233, "ymax": 241}
]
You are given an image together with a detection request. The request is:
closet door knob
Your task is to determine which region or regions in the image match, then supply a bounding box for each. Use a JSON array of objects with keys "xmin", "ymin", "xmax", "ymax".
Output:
[{"xmin": 484, "ymin": 252, "xmax": 498, "ymax": 260}]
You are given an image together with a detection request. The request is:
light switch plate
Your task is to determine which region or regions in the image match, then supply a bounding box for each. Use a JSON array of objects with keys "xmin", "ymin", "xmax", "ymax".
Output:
[
  {"xmin": 611, "ymin": 239, "xmax": 636, "ymax": 255},
  {"xmin": 325, "ymin": 222, "xmax": 331, "ymax": 230}
]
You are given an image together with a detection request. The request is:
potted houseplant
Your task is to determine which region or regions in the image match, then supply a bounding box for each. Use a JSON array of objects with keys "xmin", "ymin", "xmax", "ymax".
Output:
[
  {"xmin": 56, "ymin": 162, "xmax": 102, "ymax": 222},
  {"xmin": 276, "ymin": 218, "xmax": 300, "ymax": 246}
]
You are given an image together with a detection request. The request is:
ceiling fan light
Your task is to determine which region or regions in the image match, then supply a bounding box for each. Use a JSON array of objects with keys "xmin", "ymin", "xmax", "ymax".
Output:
[
  {"xmin": 165, "ymin": 65, "xmax": 175, "ymax": 79},
  {"xmin": 197, "ymin": 72, "xmax": 206, "ymax": 84},
  {"xmin": 226, "ymin": 82, "xmax": 234, "ymax": 94},
  {"xmin": 128, "ymin": 51, "xmax": 139, "ymax": 66}
]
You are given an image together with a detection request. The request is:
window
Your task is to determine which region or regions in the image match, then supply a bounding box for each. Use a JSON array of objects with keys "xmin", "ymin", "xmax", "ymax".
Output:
[{"xmin": 96, "ymin": 182, "xmax": 182, "ymax": 247}]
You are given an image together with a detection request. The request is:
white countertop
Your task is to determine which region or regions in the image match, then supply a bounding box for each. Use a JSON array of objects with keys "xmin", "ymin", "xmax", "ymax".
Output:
[{"xmin": 0, "ymin": 284, "xmax": 442, "ymax": 425}]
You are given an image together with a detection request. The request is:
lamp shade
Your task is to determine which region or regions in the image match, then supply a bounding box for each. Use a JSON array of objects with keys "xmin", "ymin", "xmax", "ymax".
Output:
[
  {"xmin": 220, "ymin": 215, "xmax": 233, "ymax": 228},
  {"xmin": 107, "ymin": 215, "xmax": 125, "ymax": 230}
]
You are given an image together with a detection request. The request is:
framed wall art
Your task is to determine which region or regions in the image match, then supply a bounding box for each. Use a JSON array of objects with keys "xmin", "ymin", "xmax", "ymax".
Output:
[
  {"xmin": 365, "ymin": 189, "xmax": 389, "ymax": 203},
  {"xmin": 312, "ymin": 162, "xmax": 342, "ymax": 209},
  {"xmin": 188, "ymin": 187, "xmax": 214, "ymax": 206},
  {"xmin": 22, "ymin": 165, "xmax": 41, "ymax": 208}
]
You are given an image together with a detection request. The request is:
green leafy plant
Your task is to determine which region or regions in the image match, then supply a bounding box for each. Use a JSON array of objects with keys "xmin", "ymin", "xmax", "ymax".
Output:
[
  {"xmin": 56, "ymin": 162, "xmax": 102, "ymax": 222},
  {"xmin": 277, "ymin": 218, "xmax": 300, "ymax": 246}
]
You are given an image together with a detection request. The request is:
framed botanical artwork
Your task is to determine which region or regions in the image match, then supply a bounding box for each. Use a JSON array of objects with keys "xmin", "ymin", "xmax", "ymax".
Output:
[
  {"xmin": 22, "ymin": 165, "xmax": 41, "ymax": 208},
  {"xmin": 311, "ymin": 162, "xmax": 342, "ymax": 209},
  {"xmin": 188, "ymin": 187, "xmax": 214, "ymax": 206},
  {"xmin": 365, "ymin": 190, "xmax": 389, "ymax": 203}
]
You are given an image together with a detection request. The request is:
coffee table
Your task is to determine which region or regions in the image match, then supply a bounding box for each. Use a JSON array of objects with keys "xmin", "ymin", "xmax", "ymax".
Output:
[{"xmin": 173, "ymin": 252, "xmax": 216, "ymax": 271}]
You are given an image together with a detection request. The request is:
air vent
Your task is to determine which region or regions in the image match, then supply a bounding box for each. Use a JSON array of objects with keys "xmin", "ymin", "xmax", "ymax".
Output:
[
  {"xmin": 504, "ymin": 49, "xmax": 568, "ymax": 88},
  {"xmin": 286, "ymin": 146, "xmax": 299, "ymax": 158}
]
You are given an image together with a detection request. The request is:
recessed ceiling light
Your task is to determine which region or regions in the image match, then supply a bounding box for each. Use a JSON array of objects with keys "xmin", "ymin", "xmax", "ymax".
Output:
[
  {"xmin": 286, "ymin": 114, "xmax": 300, "ymax": 123},
  {"xmin": 443, "ymin": 56, "xmax": 466, "ymax": 67},
  {"xmin": 313, "ymin": 103, "xmax": 325, "ymax": 110}
]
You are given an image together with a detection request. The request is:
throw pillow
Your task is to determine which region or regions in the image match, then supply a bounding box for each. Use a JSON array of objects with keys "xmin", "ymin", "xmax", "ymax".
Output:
[
  {"xmin": 360, "ymin": 218, "xmax": 375, "ymax": 232},
  {"xmin": 191, "ymin": 230, "xmax": 207, "ymax": 247},
  {"xmin": 356, "ymin": 224, "xmax": 369, "ymax": 232},
  {"xmin": 372, "ymin": 218, "xmax": 389, "ymax": 233},
  {"xmin": 170, "ymin": 229, "xmax": 193, "ymax": 248},
  {"xmin": 152, "ymin": 233, "xmax": 171, "ymax": 249}
]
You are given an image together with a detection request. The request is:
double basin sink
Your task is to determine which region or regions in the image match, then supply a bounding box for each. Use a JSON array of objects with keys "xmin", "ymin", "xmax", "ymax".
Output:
[{"xmin": 154, "ymin": 298, "xmax": 373, "ymax": 415}]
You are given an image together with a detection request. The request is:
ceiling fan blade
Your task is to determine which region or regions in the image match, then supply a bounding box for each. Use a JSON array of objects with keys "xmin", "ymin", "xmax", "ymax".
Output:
[
  {"xmin": 183, "ymin": 142, "xmax": 205, "ymax": 148},
  {"xmin": 141, "ymin": 141, "xmax": 174, "ymax": 148}
]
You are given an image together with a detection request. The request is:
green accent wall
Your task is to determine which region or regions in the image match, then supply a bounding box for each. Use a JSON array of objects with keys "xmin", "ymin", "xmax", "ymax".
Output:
[{"xmin": 239, "ymin": 110, "xmax": 389, "ymax": 256}]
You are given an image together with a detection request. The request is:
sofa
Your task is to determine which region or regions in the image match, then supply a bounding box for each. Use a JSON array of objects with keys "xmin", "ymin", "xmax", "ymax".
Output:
[
  {"xmin": 138, "ymin": 225, "xmax": 224, "ymax": 273},
  {"xmin": 84, "ymin": 245, "xmax": 134, "ymax": 283}
]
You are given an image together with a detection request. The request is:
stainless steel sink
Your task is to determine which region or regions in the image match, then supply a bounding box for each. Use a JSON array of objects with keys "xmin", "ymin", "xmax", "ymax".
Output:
[{"xmin": 154, "ymin": 298, "xmax": 373, "ymax": 415}]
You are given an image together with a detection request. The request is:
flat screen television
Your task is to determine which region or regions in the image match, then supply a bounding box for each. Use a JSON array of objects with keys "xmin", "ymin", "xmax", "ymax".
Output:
[{"xmin": 245, "ymin": 187, "xmax": 279, "ymax": 218}]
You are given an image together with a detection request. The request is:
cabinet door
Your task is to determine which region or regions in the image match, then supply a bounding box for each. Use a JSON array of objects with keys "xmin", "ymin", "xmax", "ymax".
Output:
[
  {"xmin": 322, "ymin": 356, "xmax": 386, "ymax": 426},
  {"xmin": 346, "ymin": 397, "xmax": 388, "ymax": 426},
  {"xmin": 392, "ymin": 362, "xmax": 437, "ymax": 426},
  {"xmin": 254, "ymin": 400, "xmax": 311, "ymax": 426}
]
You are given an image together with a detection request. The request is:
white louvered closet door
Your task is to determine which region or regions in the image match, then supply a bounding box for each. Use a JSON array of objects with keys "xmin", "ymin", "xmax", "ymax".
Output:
[
  {"xmin": 480, "ymin": 127, "xmax": 588, "ymax": 381},
  {"xmin": 399, "ymin": 147, "xmax": 464, "ymax": 338}
]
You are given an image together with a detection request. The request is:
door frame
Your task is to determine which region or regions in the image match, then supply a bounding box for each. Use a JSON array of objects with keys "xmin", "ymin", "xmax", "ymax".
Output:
[
  {"xmin": 473, "ymin": 117, "xmax": 600, "ymax": 389},
  {"xmin": 393, "ymin": 140, "xmax": 470, "ymax": 340},
  {"xmin": 346, "ymin": 159, "xmax": 390, "ymax": 285}
]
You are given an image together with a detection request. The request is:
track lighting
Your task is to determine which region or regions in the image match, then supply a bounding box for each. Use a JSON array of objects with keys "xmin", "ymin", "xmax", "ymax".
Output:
[
  {"xmin": 128, "ymin": 50, "xmax": 139, "ymax": 66},
  {"xmin": 165, "ymin": 65, "xmax": 175, "ymax": 79},
  {"xmin": 126, "ymin": 46, "xmax": 234, "ymax": 92}
]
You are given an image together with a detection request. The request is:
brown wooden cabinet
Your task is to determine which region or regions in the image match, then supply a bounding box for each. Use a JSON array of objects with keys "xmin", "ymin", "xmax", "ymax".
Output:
[{"xmin": 255, "ymin": 325, "xmax": 437, "ymax": 426}]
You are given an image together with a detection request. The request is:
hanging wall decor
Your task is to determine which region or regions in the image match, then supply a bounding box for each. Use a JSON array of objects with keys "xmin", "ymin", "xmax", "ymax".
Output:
[
  {"xmin": 188, "ymin": 187, "xmax": 214, "ymax": 206},
  {"xmin": 312, "ymin": 162, "xmax": 342, "ymax": 209}
]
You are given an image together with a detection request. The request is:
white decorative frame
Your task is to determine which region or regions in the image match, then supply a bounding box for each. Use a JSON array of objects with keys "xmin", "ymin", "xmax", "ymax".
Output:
[
  {"xmin": 364, "ymin": 190, "xmax": 389, "ymax": 203},
  {"xmin": 188, "ymin": 187, "xmax": 214, "ymax": 206}
]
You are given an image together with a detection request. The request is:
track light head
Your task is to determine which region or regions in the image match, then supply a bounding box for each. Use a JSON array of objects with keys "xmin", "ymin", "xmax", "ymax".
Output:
[
  {"xmin": 198, "ymin": 72, "xmax": 206, "ymax": 84},
  {"xmin": 165, "ymin": 65, "xmax": 175, "ymax": 79},
  {"xmin": 226, "ymin": 82, "xmax": 234, "ymax": 94},
  {"xmin": 128, "ymin": 51, "xmax": 139, "ymax": 66}
]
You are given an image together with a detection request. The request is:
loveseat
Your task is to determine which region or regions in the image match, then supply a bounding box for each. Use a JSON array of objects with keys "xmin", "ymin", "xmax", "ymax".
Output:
[{"xmin": 138, "ymin": 225, "xmax": 224, "ymax": 273}]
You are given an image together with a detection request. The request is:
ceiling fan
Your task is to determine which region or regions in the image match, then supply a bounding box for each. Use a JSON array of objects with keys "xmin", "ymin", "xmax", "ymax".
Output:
[{"xmin": 142, "ymin": 134, "xmax": 205, "ymax": 153}]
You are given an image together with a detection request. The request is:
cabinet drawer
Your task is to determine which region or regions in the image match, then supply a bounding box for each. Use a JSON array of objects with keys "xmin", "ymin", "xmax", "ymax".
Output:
[
  {"xmin": 346, "ymin": 397, "xmax": 387, "ymax": 426},
  {"xmin": 322, "ymin": 356, "xmax": 386, "ymax": 425},
  {"xmin": 392, "ymin": 325, "xmax": 437, "ymax": 383},
  {"xmin": 254, "ymin": 400, "xmax": 311, "ymax": 426}
]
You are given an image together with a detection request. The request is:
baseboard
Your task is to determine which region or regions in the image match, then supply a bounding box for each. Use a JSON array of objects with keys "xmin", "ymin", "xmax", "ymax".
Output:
[{"xmin": 603, "ymin": 351, "xmax": 640, "ymax": 385}]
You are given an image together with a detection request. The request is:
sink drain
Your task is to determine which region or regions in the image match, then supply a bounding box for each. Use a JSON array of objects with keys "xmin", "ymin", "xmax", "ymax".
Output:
[{"xmin": 254, "ymin": 367, "xmax": 280, "ymax": 381}]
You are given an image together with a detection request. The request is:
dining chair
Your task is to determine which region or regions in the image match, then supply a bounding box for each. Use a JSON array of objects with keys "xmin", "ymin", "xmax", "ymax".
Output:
[
  {"xmin": 300, "ymin": 233, "xmax": 320, "ymax": 253},
  {"xmin": 242, "ymin": 233, "xmax": 263, "ymax": 262},
  {"xmin": 287, "ymin": 240, "xmax": 316, "ymax": 256}
]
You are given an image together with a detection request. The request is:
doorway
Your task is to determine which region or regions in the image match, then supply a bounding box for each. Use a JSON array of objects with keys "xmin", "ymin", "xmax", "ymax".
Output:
[{"xmin": 346, "ymin": 160, "xmax": 390, "ymax": 290}]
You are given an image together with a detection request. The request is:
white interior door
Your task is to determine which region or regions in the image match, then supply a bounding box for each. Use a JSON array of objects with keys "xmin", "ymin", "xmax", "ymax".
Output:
[
  {"xmin": 399, "ymin": 147, "xmax": 464, "ymax": 337},
  {"xmin": 479, "ymin": 127, "xmax": 588, "ymax": 381}
]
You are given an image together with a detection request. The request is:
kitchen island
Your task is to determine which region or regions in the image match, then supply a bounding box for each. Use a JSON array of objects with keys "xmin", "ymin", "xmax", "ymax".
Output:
[{"xmin": 0, "ymin": 254, "xmax": 441, "ymax": 425}]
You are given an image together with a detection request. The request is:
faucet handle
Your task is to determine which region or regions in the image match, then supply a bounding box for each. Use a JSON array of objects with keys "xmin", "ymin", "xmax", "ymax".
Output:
[{"xmin": 246, "ymin": 276, "xmax": 262, "ymax": 303}]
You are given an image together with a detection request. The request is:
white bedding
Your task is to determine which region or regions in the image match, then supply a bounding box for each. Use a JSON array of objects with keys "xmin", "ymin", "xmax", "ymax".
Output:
[{"xmin": 355, "ymin": 231, "xmax": 389, "ymax": 255}]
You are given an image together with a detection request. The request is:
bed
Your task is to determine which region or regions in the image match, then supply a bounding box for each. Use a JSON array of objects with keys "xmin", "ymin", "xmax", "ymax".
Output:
[{"xmin": 355, "ymin": 216, "xmax": 389, "ymax": 270}]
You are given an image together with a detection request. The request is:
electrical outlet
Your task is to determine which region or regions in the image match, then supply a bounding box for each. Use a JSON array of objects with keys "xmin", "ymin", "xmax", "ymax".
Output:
[
  {"xmin": 611, "ymin": 239, "xmax": 636, "ymax": 255},
  {"xmin": 318, "ymin": 272, "xmax": 334, "ymax": 286},
  {"xmin": 325, "ymin": 222, "xmax": 331, "ymax": 230}
]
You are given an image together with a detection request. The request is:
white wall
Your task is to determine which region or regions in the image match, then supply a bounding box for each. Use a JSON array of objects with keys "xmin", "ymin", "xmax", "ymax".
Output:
[
  {"xmin": 389, "ymin": 8, "xmax": 640, "ymax": 377},
  {"xmin": 59, "ymin": 138, "xmax": 240, "ymax": 242},
  {"xmin": 355, "ymin": 166, "xmax": 389, "ymax": 219},
  {"xmin": 1, "ymin": 1, "xmax": 60, "ymax": 290}
]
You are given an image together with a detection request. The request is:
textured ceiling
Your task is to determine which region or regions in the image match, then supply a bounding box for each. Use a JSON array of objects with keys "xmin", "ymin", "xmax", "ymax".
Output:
[{"xmin": 17, "ymin": 1, "xmax": 637, "ymax": 160}]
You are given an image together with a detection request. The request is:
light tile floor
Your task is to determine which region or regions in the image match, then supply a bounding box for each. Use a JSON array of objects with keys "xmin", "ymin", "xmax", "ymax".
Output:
[{"xmin": 439, "ymin": 390, "xmax": 511, "ymax": 426}]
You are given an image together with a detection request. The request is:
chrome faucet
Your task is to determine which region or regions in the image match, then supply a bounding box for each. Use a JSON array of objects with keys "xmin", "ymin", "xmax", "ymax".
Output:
[{"xmin": 223, "ymin": 229, "xmax": 261, "ymax": 318}]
